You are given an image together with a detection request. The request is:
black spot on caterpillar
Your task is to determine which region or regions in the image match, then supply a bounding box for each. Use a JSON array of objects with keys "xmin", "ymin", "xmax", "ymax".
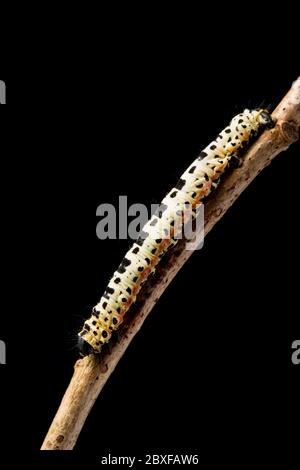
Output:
[{"xmin": 78, "ymin": 108, "xmax": 274, "ymax": 355}]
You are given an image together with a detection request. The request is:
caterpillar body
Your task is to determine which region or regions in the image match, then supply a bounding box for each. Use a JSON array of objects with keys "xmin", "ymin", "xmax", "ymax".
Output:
[{"xmin": 78, "ymin": 108, "xmax": 273, "ymax": 355}]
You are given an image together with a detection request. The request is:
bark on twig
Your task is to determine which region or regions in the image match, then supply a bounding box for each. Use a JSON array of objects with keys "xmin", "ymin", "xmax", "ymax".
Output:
[{"xmin": 41, "ymin": 77, "xmax": 300, "ymax": 450}]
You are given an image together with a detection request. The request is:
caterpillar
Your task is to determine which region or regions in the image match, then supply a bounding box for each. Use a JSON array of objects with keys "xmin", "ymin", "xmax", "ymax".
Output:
[{"xmin": 78, "ymin": 108, "xmax": 274, "ymax": 355}]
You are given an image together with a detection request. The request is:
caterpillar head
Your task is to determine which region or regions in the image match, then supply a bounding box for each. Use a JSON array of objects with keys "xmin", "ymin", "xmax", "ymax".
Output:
[
  {"xmin": 78, "ymin": 336, "xmax": 95, "ymax": 356},
  {"xmin": 257, "ymin": 109, "xmax": 274, "ymax": 129}
]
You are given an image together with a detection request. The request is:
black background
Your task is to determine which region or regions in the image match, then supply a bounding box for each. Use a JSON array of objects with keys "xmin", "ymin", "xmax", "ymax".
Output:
[{"xmin": 0, "ymin": 18, "xmax": 299, "ymax": 468}]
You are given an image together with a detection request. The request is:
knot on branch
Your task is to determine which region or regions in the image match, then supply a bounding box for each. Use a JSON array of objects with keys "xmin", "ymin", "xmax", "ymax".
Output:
[{"xmin": 277, "ymin": 120, "xmax": 299, "ymax": 144}]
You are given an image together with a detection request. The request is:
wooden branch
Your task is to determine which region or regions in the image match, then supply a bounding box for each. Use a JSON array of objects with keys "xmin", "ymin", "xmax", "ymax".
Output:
[{"xmin": 41, "ymin": 77, "xmax": 300, "ymax": 450}]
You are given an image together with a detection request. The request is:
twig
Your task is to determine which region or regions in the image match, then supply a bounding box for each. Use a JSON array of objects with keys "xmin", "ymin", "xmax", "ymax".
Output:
[{"xmin": 41, "ymin": 77, "xmax": 300, "ymax": 450}]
